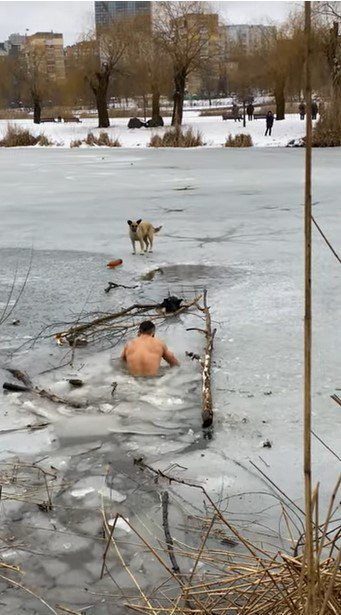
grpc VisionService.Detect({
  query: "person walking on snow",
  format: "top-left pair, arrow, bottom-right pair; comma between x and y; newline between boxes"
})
232,102 -> 241,122
311,100 -> 318,120
265,110 -> 274,136
247,102 -> 254,120
299,101 -> 306,120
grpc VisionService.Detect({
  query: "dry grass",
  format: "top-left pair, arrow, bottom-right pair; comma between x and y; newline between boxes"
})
149,126 -> 203,148
70,139 -> 83,148
103,463 -> 341,615
0,124 -> 52,147
225,133 -> 253,147
38,134 -> 53,146
82,131 -> 121,147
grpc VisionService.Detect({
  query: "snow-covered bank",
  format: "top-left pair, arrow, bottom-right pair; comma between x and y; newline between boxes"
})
0,111 -> 309,148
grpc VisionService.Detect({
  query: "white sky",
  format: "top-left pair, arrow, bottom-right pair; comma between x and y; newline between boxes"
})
0,1 -> 300,46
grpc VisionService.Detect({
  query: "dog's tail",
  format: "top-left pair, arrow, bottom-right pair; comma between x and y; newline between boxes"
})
153,225 -> 162,233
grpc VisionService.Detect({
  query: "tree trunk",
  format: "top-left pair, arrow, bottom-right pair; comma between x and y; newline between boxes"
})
96,90 -> 110,128
328,22 -> 341,101
243,100 -> 246,128
171,70 -> 186,127
93,70 -> 110,128
274,80 -> 285,120
33,98 -> 41,124
151,83 -> 160,120
142,94 -> 147,122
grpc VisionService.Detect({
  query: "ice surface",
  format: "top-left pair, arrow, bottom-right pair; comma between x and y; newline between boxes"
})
0,146 -> 340,613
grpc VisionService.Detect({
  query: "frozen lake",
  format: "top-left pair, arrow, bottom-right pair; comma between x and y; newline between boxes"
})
0,148 -> 340,613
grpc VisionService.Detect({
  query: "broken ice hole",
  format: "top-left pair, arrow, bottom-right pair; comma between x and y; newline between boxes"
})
141,264 -> 246,288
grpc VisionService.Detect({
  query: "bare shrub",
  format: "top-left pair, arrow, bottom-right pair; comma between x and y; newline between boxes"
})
0,124 -> 40,147
38,134 -> 53,146
96,131 -> 121,147
84,132 -> 96,146
83,131 -> 121,147
313,103 -> 341,147
149,126 -> 203,147
70,139 -> 83,148
149,134 -> 163,148
225,133 -> 253,147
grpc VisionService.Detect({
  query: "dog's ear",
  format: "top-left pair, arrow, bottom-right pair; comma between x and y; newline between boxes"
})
127,220 -> 132,226
136,219 -> 142,225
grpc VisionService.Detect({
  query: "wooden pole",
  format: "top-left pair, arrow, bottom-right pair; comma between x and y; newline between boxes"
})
201,291 -> 216,428
304,2 -> 315,614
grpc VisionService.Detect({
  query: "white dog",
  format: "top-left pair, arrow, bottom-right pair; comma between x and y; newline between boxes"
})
127,219 -> 162,254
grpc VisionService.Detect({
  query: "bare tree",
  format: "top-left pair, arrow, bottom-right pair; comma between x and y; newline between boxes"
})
313,4 -> 341,99
82,20 -> 129,128
155,1 -> 216,126
251,23 -> 305,120
128,25 -> 172,122
21,45 -> 50,123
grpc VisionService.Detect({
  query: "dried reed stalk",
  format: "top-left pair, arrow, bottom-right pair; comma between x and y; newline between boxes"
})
304,3 -> 315,613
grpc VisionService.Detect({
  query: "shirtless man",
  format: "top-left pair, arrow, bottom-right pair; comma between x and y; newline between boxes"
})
121,320 -> 179,377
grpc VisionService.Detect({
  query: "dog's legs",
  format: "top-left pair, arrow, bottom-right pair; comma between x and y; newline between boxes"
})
131,238 -> 136,255
143,236 -> 150,253
148,235 -> 153,252
139,237 -> 145,254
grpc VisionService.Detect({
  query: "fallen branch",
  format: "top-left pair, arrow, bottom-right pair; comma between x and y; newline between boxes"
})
104,282 -> 138,293
4,368 -> 85,409
54,295 -> 202,347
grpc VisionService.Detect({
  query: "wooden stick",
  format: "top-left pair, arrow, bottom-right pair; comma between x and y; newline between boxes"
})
161,491 -> 181,574
330,394 -> 341,407
304,3 -> 315,614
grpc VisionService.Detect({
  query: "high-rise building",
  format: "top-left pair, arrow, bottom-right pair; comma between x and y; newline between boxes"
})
94,1 -> 152,30
0,33 -> 26,58
219,24 -> 276,55
25,32 -> 66,81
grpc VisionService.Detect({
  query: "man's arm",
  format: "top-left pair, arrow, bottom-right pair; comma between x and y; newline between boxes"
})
162,343 -> 180,367
120,345 -> 127,362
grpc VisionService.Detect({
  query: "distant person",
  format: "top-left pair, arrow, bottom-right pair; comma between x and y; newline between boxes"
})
265,110 -> 274,136
311,100 -> 318,120
299,101 -> 306,120
247,102 -> 254,121
121,320 -> 179,377
232,102 -> 241,122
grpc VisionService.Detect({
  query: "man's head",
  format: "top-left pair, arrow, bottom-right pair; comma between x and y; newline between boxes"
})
138,320 -> 155,337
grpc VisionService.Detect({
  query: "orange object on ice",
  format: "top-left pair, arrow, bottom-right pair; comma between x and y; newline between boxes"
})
106,258 -> 123,269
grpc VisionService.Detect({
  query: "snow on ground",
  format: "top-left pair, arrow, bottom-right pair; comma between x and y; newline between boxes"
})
0,110 -> 308,148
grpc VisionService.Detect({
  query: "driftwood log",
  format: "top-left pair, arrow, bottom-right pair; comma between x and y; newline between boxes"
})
187,290 -> 216,428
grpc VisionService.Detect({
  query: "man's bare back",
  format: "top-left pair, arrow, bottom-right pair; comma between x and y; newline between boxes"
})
121,321 -> 179,377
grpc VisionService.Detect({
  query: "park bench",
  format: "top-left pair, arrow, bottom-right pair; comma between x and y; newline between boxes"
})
253,113 -> 268,120
222,111 -> 242,121
63,116 -> 81,123
40,117 -> 57,123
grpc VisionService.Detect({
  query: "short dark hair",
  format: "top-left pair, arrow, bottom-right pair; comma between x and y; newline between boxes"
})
138,320 -> 155,335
